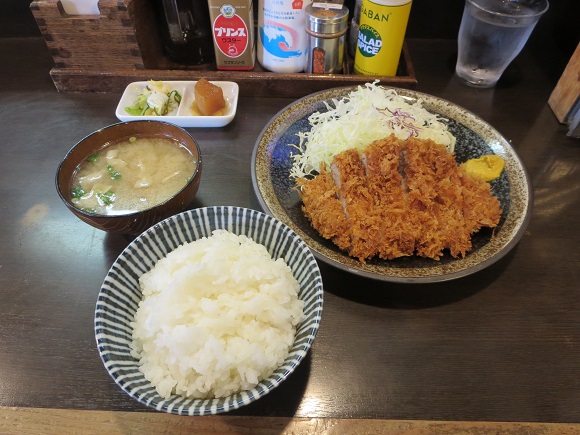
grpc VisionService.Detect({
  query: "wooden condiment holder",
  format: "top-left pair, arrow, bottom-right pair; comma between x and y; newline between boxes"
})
30,0 -> 163,70
30,0 -> 418,96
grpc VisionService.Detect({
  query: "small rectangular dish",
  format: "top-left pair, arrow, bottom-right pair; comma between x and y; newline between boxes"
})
115,80 -> 239,128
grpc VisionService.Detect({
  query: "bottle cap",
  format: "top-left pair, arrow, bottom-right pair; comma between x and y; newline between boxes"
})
306,4 -> 349,35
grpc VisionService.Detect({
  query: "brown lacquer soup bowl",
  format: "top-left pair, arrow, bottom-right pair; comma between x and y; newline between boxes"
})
56,120 -> 202,235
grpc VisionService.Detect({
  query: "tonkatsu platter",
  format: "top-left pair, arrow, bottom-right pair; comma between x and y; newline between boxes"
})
252,83 -> 533,283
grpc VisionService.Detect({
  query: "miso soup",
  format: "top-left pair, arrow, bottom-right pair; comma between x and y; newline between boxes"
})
70,136 -> 196,215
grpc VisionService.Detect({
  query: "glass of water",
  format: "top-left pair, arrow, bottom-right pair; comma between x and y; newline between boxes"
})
455,0 -> 549,88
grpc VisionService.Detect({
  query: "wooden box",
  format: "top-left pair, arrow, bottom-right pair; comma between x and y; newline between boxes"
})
30,0 -> 164,70
30,0 -> 417,97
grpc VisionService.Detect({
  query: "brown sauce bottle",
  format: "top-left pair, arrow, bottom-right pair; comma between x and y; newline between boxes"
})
152,0 -> 216,65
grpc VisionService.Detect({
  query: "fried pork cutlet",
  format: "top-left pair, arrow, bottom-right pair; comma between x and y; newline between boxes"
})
297,135 -> 502,262
296,165 -> 351,251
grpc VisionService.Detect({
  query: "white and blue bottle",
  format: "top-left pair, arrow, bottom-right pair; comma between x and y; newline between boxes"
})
257,0 -> 313,73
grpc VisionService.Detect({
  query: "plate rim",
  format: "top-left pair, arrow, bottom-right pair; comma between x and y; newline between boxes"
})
251,84 -> 534,283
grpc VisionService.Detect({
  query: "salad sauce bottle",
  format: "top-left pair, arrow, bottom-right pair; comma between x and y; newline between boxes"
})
353,0 -> 412,76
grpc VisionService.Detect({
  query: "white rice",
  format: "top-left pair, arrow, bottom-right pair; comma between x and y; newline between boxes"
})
130,229 -> 305,400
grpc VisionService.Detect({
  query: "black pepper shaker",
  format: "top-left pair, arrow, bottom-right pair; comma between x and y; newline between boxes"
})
305,3 -> 349,74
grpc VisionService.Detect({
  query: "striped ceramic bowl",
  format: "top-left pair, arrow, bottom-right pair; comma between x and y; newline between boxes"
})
94,206 -> 323,415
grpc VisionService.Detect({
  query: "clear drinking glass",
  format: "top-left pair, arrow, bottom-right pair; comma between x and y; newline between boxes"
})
455,0 -> 549,88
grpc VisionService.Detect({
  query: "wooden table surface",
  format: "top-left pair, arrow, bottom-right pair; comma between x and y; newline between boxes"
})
1,37 -> 579,434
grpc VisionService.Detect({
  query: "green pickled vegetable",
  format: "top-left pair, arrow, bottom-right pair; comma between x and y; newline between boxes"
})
124,80 -> 182,117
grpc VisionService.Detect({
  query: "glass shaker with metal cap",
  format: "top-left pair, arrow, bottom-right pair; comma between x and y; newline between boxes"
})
305,3 -> 349,74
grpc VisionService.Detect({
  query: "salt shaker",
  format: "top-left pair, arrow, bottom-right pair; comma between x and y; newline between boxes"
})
305,3 -> 349,74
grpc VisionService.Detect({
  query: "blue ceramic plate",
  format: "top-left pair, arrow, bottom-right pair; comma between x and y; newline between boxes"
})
94,206 -> 323,415
251,86 -> 533,283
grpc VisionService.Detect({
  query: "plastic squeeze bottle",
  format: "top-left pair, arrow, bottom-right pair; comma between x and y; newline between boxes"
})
257,0 -> 313,73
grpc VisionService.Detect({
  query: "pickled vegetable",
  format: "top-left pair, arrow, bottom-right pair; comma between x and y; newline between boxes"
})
125,80 -> 181,116
194,78 -> 226,116
462,155 -> 505,182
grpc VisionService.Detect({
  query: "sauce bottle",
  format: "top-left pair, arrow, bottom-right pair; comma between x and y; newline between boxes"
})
207,0 -> 256,70
353,0 -> 412,76
257,0 -> 313,73
152,0 -> 215,65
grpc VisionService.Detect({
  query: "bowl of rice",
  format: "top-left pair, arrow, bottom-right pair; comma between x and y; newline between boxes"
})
94,206 -> 323,415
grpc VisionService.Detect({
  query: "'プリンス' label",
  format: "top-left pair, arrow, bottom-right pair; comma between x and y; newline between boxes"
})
213,4 -> 249,58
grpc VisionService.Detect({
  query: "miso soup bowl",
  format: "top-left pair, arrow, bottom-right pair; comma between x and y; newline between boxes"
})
56,120 -> 202,235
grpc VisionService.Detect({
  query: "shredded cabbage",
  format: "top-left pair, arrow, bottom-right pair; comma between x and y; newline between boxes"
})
289,82 -> 456,179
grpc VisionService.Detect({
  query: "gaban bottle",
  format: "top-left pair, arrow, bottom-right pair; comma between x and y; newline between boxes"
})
257,0 -> 313,73
354,0 -> 412,76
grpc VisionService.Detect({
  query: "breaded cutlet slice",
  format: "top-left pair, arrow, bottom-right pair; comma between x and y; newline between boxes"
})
331,148 -> 377,261
363,136 -> 416,259
459,164 -> 502,234
404,137 -> 472,259
296,166 -> 351,251
404,139 -> 448,259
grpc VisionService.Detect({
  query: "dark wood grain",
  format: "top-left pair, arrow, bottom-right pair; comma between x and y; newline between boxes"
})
0,36 -> 579,428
